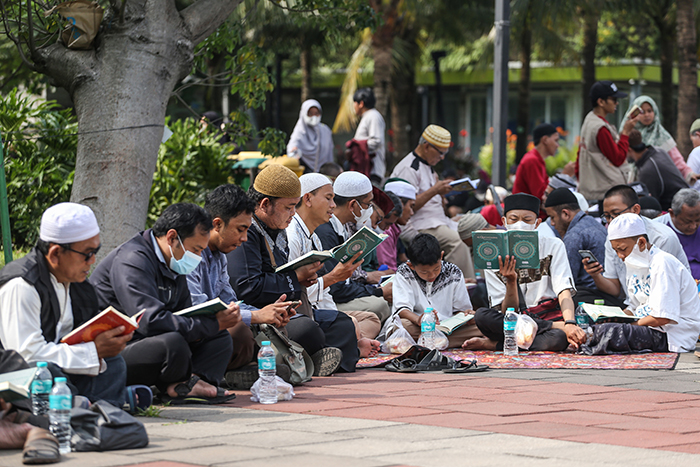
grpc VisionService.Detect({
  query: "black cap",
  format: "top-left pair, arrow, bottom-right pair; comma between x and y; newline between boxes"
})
638,195 -> 662,213
533,123 -> 557,145
629,181 -> 649,197
544,187 -> 579,208
590,80 -> 628,103
504,193 -> 540,215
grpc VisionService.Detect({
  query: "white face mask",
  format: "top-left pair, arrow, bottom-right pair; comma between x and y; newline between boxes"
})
354,203 -> 373,228
303,115 -> 321,127
624,241 -> 650,270
505,221 -> 536,231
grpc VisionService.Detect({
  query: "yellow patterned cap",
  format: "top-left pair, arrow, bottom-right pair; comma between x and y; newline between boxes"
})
422,125 -> 451,149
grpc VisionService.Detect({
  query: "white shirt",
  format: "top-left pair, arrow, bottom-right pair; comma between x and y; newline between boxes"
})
485,235 -> 575,308
687,146 -> 700,191
624,246 -> 700,352
603,216 -> 690,303
286,213 -> 336,310
392,261 -> 472,322
0,275 -> 101,375
355,108 -> 386,180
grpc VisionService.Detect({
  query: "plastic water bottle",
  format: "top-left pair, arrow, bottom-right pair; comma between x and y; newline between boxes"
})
575,302 -> 590,330
503,308 -> 518,356
418,308 -> 437,349
257,341 -> 277,405
31,362 -> 52,416
49,377 -> 72,454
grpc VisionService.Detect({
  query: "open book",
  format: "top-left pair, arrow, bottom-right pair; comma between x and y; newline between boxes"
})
0,367 -> 38,402
449,177 -> 479,193
581,303 -> 638,323
276,226 -> 388,273
61,306 -> 138,345
174,298 -> 233,317
473,230 -> 539,269
436,313 -> 474,335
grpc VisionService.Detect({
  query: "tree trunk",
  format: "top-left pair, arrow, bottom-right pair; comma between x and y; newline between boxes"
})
515,11 -> 531,164
658,22 -> 675,136
580,6 -> 598,118
32,0 -> 244,259
300,43 -> 312,103
676,0 -> 698,157
370,0 -> 399,118
390,35 -> 419,162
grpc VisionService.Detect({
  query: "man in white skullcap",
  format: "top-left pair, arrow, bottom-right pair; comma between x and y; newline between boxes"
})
286,174 -> 382,357
0,203 -> 134,409
377,179 -> 417,270
314,171 -> 393,323
585,213 -> 700,353
390,125 -> 475,279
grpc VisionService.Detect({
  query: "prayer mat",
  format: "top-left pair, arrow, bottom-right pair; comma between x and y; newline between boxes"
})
357,350 -> 679,370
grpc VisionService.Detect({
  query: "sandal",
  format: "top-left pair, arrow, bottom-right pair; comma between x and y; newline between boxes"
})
124,385 -> 153,414
22,427 -> 60,465
162,375 -> 236,405
385,358 -> 419,373
442,359 -> 490,373
413,349 -> 454,372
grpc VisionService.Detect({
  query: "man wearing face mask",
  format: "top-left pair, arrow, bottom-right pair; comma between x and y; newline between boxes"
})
464,193 -> 585,352
91,203 -> 237,403
287,99 -> 334,173
580,213 -> 700,354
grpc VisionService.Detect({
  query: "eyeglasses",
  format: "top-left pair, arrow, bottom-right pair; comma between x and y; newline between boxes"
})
601,205 -> 633,222
371,203 -> 384,224
62,244 -> 101,262
354,198 -> 372,210
428,143 -> 448,157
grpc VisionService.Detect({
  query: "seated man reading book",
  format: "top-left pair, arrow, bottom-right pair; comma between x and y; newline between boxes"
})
228,165 -> 356,374
91,203 -> 236,403
581,213 -> 700,354
187,184 -> 298,389
286,173 -> 381,356
0,203 -> 131,408
464,193 -> 585,352
392,234 -> 485,348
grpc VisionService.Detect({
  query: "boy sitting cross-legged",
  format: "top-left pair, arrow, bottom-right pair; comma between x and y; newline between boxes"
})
392,234 -> 485,348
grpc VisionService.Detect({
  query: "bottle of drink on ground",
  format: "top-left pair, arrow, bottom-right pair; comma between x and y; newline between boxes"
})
257,341 -> 277,405
418,307 -> 437,350
49,377 -> 72,454
503,308 -> 518,356
31,362 -> 52,417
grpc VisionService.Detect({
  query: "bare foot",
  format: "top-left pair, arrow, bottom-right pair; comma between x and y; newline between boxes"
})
462,337 -> 498,350
167,376 -> 233,398
0,420 -> 31,449
358,338 -> 377,358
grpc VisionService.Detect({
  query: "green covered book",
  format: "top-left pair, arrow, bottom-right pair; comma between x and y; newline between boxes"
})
0,367 -> 38,402
174,298 -> 233,317
581,303 -> 638,323
473,230 -> 539,269
276,226 -> 388,273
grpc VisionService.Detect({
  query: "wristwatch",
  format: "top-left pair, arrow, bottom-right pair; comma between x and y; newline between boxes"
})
564,320 -> 577,326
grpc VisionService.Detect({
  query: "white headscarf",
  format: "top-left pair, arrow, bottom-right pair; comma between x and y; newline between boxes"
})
286,99 -> 334,172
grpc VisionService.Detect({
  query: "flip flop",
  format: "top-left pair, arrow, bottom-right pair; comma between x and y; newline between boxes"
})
125,385 -> 153,414
385,358 -> 419,373
22,427 -> 60,465
442,359 -> 490,373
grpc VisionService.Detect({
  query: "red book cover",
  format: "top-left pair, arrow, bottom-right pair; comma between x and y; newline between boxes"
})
60,306 -> 138,345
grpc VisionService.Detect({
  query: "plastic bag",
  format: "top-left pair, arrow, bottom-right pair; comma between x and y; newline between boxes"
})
515,314 -> 538,350
250,376 -> 295,402
381,315 -> 417,354
433,329 -> 449,351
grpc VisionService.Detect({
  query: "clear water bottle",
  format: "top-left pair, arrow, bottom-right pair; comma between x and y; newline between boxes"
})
575,302 -> 590,331
418,308 -> 436,349
257,341 -> 277,405
31,362 -> 52,416
49,377 -> 72,454
503,307 -> 518,356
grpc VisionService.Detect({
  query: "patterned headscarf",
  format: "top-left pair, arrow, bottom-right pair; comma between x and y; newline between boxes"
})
623,95 -> 676,152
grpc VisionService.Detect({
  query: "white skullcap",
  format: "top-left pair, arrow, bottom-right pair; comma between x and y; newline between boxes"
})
40,202 -> 100,244
607,213 -> 647,241
384,181 -> 416,200
574,192 -> 589,212
333,171 -> 372,197
485,186 -> 508,204
300,173 -> 332,196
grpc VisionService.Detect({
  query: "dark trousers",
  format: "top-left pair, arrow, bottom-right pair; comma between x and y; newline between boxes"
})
47,356 -> 127,408
122,330 -> 233,392
0,349 -> 48,428
286,312 -> 359,373
580,323 -> 668,355
474,308 -> 569,351
227,321 -> 256,370
574,286 -> 627,308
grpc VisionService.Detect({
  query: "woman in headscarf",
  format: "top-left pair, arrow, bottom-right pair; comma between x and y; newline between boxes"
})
287,99 -> 334,173
624,96 -> 697,184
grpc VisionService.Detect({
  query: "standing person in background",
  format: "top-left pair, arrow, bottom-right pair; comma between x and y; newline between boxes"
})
623,96 -> 697,185
353,88 -> 386,185
287,99 -> 334,173
577,80 -> 638,201
685,119 -> 700,191
513,123 -> 560,203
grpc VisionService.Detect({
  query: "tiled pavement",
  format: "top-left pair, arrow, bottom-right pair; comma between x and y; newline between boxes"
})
2,351 -> 700,466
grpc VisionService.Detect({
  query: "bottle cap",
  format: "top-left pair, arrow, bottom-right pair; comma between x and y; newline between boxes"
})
37,362 -> 47,368
506,307 -> 515,311
261,341 -> 271,346
578,302 -> 584,306
54,377 -> 67,383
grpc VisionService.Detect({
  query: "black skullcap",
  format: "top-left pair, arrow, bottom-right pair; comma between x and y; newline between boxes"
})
638,195 -> 662,212
533,123 -> 557,145
544,187 -> 579,208
504,193 -> 540,215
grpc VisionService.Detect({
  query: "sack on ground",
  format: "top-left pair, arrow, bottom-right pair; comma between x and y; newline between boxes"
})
515,313 -> 538,350
71,400 -> 148,451
380,315 -> 416,354
250,376 -> 294,402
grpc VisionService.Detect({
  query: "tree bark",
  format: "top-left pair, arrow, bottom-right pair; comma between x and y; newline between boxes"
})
515,10 -> 531,164
300,43 -> 312,103
369,0 -> 399,118
657,18 -> 675,136
580,6 -> 598,119
676,0 -> 697,157
390,34 -> 419,162
32,0 -> 244,259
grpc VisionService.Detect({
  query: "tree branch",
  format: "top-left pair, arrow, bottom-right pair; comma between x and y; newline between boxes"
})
33,43 -> 98,94
180,0 -> 247,46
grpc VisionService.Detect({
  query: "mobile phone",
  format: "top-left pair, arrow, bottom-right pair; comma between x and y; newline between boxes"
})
286,300 -> 301,314
579,249 -> 599,265
629,105 -> 641,119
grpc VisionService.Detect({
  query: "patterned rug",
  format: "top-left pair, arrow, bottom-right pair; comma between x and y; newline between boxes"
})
357,350 -> 679,370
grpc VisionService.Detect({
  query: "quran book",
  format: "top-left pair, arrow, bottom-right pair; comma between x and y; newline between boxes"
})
274,251 -> 334,274
61,306 -> 138,345
0,368 -> 38,402
379,275 -> 394,287
581,303 -> 638,323
449,177 -> 479,192
472,230 -> 539,270
174,298 -> 228,317
436,313 -> 474,335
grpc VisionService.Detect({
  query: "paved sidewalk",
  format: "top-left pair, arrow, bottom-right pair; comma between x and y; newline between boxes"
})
1,351 -> 700,466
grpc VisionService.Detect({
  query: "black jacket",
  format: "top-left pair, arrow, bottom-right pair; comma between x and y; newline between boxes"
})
635,146 -> 689,211
0,247 -> 97,344
90,230 -> 219,343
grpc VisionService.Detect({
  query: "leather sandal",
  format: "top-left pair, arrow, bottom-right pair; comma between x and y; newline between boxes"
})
162,375 -> 236,405
22,427 -> 60,465
442,359 -> 490,373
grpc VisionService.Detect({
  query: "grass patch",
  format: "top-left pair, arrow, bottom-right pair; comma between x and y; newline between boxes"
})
136,405 -> 164,418
0,248 -> 29,268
